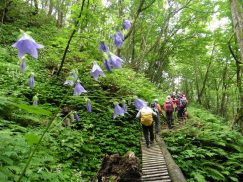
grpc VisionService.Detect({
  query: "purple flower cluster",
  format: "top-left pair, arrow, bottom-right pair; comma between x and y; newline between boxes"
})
91,62 -> 104,81
86,99 -> 92,112
113,20 -> 131,48
33,95 -> 38,106
113,103 -> 125,119
12,33 -> 44,59
20,59 -> 26,73
64,70 -> 79,86
73,80 -> 87,96
99,41 -> 109,52
134,98 -> 147,110
114,28 -> 124,48
109,53 -> 123,69
122,20 -> 132,30
12,32 -> 44,90
29,74 -> 35,89
99,42 -> 124,72
74,112 -> 80,122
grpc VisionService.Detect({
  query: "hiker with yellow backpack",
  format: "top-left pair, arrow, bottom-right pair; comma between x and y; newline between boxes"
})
136,104 -> 157,148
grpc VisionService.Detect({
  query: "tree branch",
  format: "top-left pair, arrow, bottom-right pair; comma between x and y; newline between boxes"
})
227,33 -> 243,64
56,0 -> 86,76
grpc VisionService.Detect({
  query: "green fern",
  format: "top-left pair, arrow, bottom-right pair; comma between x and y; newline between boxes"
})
204,167 -> 225,181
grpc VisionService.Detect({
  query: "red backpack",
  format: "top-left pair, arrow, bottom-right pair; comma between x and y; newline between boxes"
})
164,101 -> 173,112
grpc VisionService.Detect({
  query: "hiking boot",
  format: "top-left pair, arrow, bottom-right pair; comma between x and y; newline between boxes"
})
146,143 -> 150,148
150,141 -> 154,145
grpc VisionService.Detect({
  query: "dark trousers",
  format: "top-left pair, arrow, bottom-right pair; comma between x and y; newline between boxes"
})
142,124 -> 154,145
166,111 -> 173,129
153,115 -> 161,134
177,107 -> 185,120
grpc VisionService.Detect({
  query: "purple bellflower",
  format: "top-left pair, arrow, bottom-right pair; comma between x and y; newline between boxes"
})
20,59 -> 26,72
70,72 -> 78,79
116,28 -> 124,40
73,80 -> 87,96
86,99 -> 92,112
64,72 -> 78,86
109,53 -> 123,69
114,34 -> 123,48
33,95 -> 38,106
114,28 -> 124,48
113,103 -> 125,119
64,80 -> 74,86
99,41 -> 109,52
12,33 -> 44,59
29,74 -> 35,89
91,62 -> 104,81
122,20 -> 132,30
74,112 -> 80,122
135,98 -> 147,110
104,59 -> 112,72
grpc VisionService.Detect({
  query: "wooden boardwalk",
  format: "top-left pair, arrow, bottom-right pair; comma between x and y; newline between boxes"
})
141,140 -> 171,182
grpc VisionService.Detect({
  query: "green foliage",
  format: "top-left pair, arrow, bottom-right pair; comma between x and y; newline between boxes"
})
163,107 -> 243,181
0,0 -> 242,181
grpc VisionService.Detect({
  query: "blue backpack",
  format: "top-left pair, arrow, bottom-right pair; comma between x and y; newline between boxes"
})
180,98 -> 187,107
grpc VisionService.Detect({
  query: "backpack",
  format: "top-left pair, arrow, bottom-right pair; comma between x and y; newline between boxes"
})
164,102 -> 173,112
152,103 -> 159,114
140,111 -> 153,126
180,98 -> 187,107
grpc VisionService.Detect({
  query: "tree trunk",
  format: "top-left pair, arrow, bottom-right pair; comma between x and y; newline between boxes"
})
48,0 -> 53,15
56,0 -> 86,76
230,0 -> 243,132
198,43 -> 215,103
33,0 -> 38,14
220,63 -> 228,117
1,0 -> 12,24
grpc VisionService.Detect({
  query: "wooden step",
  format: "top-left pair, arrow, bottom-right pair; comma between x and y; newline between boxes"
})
142,166 -> 168,171
142,174 -> 171,181
142,168 -> 168,173
141,140 -> 171,182
143,170 -> 169,176
142,179 -> 171,182
142,159 -> 166,164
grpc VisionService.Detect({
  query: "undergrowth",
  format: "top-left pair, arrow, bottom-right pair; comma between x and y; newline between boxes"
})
163,107 -> 243,182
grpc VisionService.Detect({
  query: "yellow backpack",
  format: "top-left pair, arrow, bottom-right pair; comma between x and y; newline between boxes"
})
140,111 -> 153,126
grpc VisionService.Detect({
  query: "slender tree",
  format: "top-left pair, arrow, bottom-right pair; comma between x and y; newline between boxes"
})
230,0 -> 243,132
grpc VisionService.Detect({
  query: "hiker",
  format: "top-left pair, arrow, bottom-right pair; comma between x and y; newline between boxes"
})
151,99 -> 162,134
177,94 -> 187,122
181,94 -> 188,121
136,104 -> 157,148
163,96 -> 174,129
171,95 -> 178,120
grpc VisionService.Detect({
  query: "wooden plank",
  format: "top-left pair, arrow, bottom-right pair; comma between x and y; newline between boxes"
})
142,175 -> 171,181
142,174 -> 171,179
142,168 -> 169,173
142,178 -> 171,182
143,171 -> 169,176
141,140 -> 172,182
142,166 -> 168,170
143,160 -> 166,164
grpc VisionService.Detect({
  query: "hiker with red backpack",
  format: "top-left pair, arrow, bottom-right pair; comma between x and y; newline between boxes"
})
136,104 -> 157,148
163,96 -> 174,129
